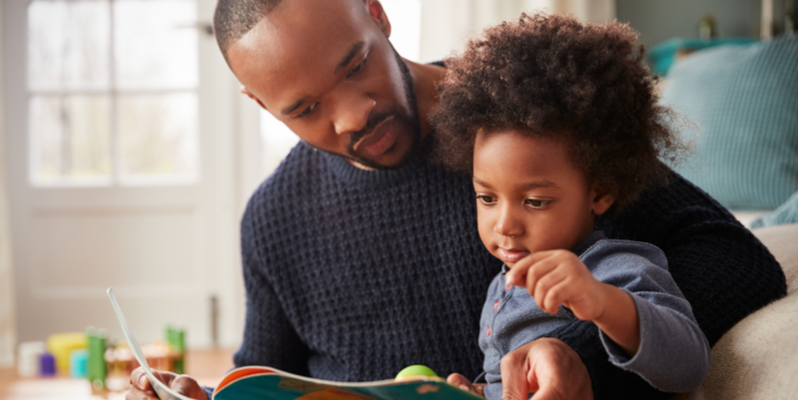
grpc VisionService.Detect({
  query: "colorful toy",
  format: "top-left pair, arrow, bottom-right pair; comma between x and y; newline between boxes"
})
46,332 -> 87,374
39,352 -> 56,376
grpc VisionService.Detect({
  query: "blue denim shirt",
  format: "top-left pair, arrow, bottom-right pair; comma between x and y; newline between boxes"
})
479,231 -> 710,400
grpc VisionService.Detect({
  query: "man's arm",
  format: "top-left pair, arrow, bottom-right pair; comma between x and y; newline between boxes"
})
234,199 -> 311,373
125,201 -> 310,400
599,170 -> 786,345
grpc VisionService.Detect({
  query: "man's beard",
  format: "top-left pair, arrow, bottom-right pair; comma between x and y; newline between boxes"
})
312,45 -> 422,170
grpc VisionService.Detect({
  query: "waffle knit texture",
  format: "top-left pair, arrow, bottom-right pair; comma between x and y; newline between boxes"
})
223,138 -> 786,400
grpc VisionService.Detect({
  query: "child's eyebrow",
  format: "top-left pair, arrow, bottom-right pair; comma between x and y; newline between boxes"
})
523,180 -> 558,189
472,177 -> 558,190
472,176 -> 492,188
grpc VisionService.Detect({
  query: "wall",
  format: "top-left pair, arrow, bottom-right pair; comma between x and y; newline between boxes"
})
0,0 -> 18,368
419,0 -> 615,63
616,0 -> 792,48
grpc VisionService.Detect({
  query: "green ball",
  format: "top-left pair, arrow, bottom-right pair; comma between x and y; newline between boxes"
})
395,365 -> 439,380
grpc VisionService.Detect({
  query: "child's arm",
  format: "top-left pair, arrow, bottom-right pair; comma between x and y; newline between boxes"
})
504,249 -> 641,355
506,245 -> 711,393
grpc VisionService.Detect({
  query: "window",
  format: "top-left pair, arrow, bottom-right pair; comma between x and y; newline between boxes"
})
27,0 -> 199,186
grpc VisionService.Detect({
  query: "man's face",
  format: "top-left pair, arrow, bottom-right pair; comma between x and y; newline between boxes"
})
227,0 -> 420,169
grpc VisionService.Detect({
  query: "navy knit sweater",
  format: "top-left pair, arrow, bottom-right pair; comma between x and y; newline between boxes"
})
230,139 -> 785,399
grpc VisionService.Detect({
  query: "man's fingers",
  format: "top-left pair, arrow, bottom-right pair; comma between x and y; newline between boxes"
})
530,382 -> 566,400
500,352 -> 530,400
130,367 -> 151,390
172,375 -> 208,400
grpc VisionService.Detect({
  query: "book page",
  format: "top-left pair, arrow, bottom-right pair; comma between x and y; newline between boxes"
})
107,287 -> 194,400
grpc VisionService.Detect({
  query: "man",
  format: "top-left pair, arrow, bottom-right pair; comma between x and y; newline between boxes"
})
127,1 -> 786,399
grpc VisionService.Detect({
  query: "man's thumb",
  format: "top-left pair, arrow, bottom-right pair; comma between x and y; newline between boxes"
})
500,355 -> 533,400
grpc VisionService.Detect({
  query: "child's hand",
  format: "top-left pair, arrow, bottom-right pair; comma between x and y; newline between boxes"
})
446,373 -> 485,398
505,250 -> 607,321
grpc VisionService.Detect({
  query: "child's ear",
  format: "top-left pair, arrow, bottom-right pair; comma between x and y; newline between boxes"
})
590,183 -> 617,216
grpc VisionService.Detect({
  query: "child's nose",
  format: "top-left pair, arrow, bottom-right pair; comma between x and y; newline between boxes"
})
493,205 -> 524,237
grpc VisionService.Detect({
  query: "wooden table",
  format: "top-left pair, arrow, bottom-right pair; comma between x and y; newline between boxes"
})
0,348 -> 235,400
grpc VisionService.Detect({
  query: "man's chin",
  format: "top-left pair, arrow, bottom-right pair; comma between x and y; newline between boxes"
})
347,149 -> 413,170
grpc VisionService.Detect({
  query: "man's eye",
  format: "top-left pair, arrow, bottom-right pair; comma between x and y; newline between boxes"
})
296,103 -> 318,118
525,199 -> 550,208
476,195 -> 496,205
347,58 -> 367,78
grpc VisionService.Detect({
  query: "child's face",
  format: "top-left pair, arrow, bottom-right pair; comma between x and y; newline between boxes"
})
473,129 -> 614,267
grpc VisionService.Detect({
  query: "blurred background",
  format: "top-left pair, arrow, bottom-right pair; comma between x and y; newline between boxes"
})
0,0 -> 795,393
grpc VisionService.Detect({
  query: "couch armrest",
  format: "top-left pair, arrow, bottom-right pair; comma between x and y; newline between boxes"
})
673,224 -> 798,400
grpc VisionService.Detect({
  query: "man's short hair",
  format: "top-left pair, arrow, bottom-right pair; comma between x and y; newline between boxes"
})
213,0 -> 284,62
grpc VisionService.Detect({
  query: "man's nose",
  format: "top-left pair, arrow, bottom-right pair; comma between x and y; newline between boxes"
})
493,204 -> 524,237
331,88 -> 375,135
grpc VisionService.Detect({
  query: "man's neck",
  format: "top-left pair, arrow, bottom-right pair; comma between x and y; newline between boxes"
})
405,59 -> 446,139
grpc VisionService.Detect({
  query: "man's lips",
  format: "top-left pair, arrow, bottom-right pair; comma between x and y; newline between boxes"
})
352,116 -> 397,156
497,248 -> 531,264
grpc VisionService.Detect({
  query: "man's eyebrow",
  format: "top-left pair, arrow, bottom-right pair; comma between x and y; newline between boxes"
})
335,41 -> 365,73
280,41 -> 365,116
281,96 -> 310,116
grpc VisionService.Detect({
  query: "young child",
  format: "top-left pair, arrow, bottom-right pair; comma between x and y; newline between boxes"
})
431,13 -> 710,399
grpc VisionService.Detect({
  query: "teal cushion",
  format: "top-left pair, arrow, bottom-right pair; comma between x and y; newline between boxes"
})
751,192 -> 798,229
661,35 -> 798,210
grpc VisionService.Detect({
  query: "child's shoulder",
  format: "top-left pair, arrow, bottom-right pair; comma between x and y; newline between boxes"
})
580,238 -> 669,272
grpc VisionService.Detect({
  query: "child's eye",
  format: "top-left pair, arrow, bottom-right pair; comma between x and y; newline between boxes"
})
476,195 -> 496,205
347,57 -> 367,78
525,199 -> 550,208
295,103 -> 318,119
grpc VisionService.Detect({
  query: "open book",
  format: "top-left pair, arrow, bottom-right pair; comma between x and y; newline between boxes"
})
106,288 -> 483,400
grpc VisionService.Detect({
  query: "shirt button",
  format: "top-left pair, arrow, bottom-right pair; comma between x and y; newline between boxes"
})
504,283 -> 511,290
486,326 -> 492,337
493,301 -> 501,311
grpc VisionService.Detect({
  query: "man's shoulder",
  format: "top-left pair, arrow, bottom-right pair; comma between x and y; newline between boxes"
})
246,142 -> 329,215
255,142 -> 326,195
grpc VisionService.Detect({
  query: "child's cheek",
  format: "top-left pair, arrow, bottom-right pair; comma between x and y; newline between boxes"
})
475,207 -> 496,254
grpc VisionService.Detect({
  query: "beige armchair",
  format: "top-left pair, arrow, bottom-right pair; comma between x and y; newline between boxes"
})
675,223 -> 798,400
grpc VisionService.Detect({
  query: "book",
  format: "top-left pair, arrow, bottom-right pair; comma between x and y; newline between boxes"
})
106,288 -> 483,400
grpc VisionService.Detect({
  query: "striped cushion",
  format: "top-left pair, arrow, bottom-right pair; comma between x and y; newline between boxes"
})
661,35 -> 797,210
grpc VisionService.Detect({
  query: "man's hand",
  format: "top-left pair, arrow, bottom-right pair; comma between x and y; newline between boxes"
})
446,373 -> 486,398
500,337 -> 592,400
127,367 -> 208,400
505,250 -> 606,321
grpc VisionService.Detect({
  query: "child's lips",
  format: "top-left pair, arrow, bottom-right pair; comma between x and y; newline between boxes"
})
497,248 -> 530,264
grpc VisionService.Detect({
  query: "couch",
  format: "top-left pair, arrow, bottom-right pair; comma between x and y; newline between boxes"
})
674,222 -> 798,400
655,34 -> 798,400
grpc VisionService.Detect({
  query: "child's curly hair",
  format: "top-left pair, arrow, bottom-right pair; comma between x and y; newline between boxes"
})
431,12 -> 687,213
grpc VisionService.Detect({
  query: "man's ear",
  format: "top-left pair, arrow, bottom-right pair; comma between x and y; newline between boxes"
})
240,86 -> 268,111
365,0 -> 391,38
590,183 -> 617,216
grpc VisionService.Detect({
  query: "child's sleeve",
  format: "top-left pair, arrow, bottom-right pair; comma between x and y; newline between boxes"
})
587,240 -> 711,393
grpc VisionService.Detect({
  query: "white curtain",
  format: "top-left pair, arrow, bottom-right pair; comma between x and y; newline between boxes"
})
0,1 -> 18,368
419,0 -> 615,62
